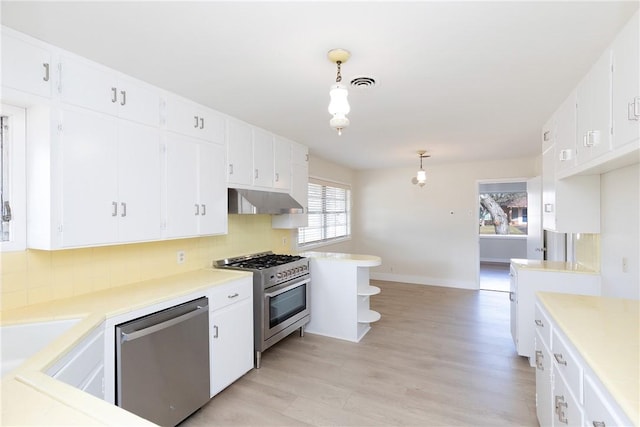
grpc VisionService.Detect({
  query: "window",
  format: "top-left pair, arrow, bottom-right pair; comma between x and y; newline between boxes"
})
298,178 -> 351,247
1,104 -> 27,251
479,191 -> 528,235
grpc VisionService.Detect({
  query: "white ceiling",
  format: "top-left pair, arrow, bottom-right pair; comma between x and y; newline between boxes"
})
1,1 -> 638,170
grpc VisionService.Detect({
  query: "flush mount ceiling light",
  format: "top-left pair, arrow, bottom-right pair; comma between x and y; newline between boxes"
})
327,48 -> 351,136
411,150 -> 431,187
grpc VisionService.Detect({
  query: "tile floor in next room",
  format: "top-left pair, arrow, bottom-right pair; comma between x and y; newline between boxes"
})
183,280 -> 537,427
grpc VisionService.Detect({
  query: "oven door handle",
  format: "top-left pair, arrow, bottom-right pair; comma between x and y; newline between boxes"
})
264,278 -> 311,298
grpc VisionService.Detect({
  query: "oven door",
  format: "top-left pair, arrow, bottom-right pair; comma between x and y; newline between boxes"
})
263,277 -> 310,341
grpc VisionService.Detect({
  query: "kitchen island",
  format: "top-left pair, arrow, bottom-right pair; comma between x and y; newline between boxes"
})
301,251 -> 382,342
0,268 -> 252,426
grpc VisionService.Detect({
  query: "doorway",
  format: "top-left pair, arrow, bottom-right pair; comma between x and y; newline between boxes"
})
477,178 -> 540,291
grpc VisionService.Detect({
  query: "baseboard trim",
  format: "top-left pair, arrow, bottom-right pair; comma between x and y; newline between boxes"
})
370,272 -> 477,290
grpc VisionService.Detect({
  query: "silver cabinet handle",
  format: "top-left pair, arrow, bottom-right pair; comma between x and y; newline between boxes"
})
535,319 -> 543,327
629,97 -> 640,121
584,130 -> 600,147
121,305 -> 208,343
558,149 -> 572,161
535,350 -> 544,370
201,204 -> 206,216
111,87 -> 118,103
195,203 -> 200,215
229,164 -> 234,175
544,203 -> 554,213
593,421 -> 606,427
305,153 -> 309,162
120,90 -> 126,106
543,130 -> 551,141
553,353 -> 567,366
213,325 -> 219,339
228,293 -> 239,299
112,201 -> 118,216
509,292 -> 515,302
120,202 -> 127,217
275,172 -> 279,182
555,395 -> 568,424
255,169 -> 259,179
43,63 -> 50,81
199,117 -> 204,129
194,116 -> 199,128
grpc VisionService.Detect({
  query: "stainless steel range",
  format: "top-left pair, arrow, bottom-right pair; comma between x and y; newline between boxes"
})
215,252 -> 310,368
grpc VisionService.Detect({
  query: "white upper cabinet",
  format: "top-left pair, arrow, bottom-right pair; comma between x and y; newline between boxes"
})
554,90 -> 577,175
611,11 -> 639,149
27,105 -> 162,249
576,48 -> 612,165
164,133 -> 226,239
163,94 -> 225,143
59,54 -> 160,127
252,128 -> 274,189
227,119 -> 253,186
1,30 -> 53,99
273,136 -> 292,191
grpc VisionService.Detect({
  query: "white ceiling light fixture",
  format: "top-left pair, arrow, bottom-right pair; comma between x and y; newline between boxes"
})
411,150 -> 431,187
327,48 -> 351,136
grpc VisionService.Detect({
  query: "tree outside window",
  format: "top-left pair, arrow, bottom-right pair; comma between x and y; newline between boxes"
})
479,192 -> 528,235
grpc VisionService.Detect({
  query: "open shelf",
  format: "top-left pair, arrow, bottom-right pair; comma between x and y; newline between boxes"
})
357,309 -> 381,324
357,285 -> 381,296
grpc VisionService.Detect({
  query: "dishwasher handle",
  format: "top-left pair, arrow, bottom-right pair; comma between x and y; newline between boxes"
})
120,305 -> 208,343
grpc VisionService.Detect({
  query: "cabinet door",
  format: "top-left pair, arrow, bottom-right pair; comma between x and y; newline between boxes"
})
164,133 -> 199,238
252,128 -> 274,188
1,32 -> 53,98
576,50 -> 612,164
227,119 -> 253,186
611,11 -> 640,149
534,334 -> 553,427
164,95 -> 224,142
210,297 -> 253,396
541,146 -> 556,231
198,143 -> 227,235
117,121 -> 162,242
116,75 -> 160,127
60,108 -> 118,247
554,90 -> 577,174
60,55 -> 118,116
273,137 -> 291,190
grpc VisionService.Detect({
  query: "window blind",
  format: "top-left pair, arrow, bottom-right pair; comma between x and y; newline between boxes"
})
298,178 -> 351,246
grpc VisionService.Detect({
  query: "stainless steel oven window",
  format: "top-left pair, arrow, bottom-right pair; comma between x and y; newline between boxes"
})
269,283 -> 307,328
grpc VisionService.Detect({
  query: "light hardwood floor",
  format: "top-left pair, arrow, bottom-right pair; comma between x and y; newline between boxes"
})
183,280 -> 538,427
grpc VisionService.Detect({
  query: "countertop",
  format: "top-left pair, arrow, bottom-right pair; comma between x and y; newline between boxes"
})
537,292 -> 639,425
0,268 -> 252,426
511,258 -> 599,274
300,251 -> 382,267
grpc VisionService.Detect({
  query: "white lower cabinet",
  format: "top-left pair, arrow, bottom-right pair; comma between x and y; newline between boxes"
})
208,277 -> 254,397
47,323 -> 105,400
535,300 -> 633,427
510,262 -> 600,365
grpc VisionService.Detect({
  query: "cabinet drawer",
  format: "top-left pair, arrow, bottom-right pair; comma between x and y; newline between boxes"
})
553,365 -> 583,427
209,279 -> 252,311
584,373 -> 631,427
552,328 -> 583,402
534,302 -> 552,350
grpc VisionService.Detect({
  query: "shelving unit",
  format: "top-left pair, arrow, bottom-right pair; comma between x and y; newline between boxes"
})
302,252 -> 382,342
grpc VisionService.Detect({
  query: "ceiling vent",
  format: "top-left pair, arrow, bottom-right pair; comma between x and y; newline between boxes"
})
350,76 -> 376,89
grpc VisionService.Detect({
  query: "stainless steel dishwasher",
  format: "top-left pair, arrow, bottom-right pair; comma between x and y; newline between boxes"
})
115,297 -> 210,427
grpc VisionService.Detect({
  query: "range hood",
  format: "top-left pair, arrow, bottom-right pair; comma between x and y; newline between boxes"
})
228,188 -> 304,215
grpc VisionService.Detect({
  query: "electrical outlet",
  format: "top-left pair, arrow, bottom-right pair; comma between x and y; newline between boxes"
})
177,250 -> 185,264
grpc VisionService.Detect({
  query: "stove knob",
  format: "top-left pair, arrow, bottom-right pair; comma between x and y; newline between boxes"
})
276,272 -> 282,279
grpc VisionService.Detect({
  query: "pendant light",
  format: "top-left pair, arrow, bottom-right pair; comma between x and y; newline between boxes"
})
327,48 -> 351,136
411,150 -> 430,187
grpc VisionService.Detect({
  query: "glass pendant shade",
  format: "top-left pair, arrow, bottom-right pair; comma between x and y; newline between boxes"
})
416,169 -> 427,186
328,84 -> 350,115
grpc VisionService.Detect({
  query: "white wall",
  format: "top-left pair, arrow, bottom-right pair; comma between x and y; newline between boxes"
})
600,163 -> 639,299
479,236 -> 527,263
353,157 -> 537,289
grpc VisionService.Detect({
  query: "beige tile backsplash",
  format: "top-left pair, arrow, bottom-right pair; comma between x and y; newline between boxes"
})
573,233 -> 601,272
1,215 -> 292,311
